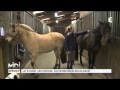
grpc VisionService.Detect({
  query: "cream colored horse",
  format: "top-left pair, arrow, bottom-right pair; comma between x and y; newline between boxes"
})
5,23 -> 67,69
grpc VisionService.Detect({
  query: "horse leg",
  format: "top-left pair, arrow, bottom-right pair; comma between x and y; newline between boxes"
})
31,53 -> 37,76
53,49 -> 59,69
88,51 -> 92,69
80,48 -> 84,67
53,48 -> 62,69
57,48 -> 62,69
88,53 -> 97,76
91,51 -> 98,69
88,51 -> 92,76
31,55 -> 37,69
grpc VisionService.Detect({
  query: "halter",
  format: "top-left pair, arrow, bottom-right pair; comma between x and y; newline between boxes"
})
7,24 -> 20,40
100,22 -> 110,38
101,30 -> 106,36
100,24 -> 108,37
7,32 -> 19,38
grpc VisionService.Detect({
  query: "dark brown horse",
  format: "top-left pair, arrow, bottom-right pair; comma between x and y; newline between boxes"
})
75,21 -> 112,70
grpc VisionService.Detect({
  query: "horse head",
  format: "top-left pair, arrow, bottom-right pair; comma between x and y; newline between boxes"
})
98,21 -> 112,43
5,23 -> 20,42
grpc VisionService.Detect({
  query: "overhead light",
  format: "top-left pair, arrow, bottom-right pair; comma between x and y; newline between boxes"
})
57,14 -> 65,17
55,13 -> 58,17
55,11 -> 63,17
33,11 -> 44,15
71,20 -> 77,24
56,20 -> 59,23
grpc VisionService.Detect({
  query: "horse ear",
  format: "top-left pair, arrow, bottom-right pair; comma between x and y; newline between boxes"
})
98,21 -> 103,25
16,24 -> 20,30
10,23 -> 15,29
12,24 -> 15,29
10,23 -> 13,26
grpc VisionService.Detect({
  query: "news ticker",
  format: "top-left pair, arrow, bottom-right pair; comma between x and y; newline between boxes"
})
8,69 -> 112,73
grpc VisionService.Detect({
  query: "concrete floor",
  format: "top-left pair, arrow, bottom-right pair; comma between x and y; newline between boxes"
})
19,51 -> 107,79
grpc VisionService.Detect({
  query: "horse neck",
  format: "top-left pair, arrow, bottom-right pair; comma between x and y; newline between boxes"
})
19,28 -> 33,45
92,25 -> 102,42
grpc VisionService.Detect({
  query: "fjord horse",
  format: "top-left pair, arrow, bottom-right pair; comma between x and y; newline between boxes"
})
5,23 -> 67,69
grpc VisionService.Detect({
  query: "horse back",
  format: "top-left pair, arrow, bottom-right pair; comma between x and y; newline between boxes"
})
43,32 -> 65,47
77,33 -> 95,50
48,32 -> 64,40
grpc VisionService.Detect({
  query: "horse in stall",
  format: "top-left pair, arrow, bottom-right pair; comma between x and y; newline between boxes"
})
5,23 -> 67,70
75,21 -> 112,72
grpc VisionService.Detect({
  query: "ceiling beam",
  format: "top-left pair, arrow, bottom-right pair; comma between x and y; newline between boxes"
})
36,11 -> 77,20
48,19 -> 72,27
31,11 -> 80,25
46,14 -> 79,24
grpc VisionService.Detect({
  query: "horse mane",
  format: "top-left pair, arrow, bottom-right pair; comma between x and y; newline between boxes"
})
18,24 -> 34,32
92,21 -> 110,34
92,24 -> 101,33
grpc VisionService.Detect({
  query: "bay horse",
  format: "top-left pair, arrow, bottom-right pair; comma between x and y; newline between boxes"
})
75,21 -> 111,71
5,23 -> 67,69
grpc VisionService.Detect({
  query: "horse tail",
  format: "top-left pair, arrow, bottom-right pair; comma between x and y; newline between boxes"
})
75,41 -> 78,61
61,44 -> 67,64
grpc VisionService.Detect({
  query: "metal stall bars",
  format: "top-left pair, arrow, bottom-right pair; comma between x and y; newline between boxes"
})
107,11 -> 120,78
34,18 -> 42,33
0,11 -> 11,78
43,23 -> 48,34
24,12 -> 34,31
93,11 -> 120,78
111,11 -> 120,38
76,19 -> 81,32
82,11 -> 93,31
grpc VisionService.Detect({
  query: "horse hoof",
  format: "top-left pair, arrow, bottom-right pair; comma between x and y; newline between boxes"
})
88,73 -> 92,76
70,65 -> 73,69
67,66 -> 69,69
31,73 -> 35,76
34,74 -> 39,78
72,61 -> 75,65
58,67 -> 60,69
53,67 -> 57,69
81,64 -> 84,67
